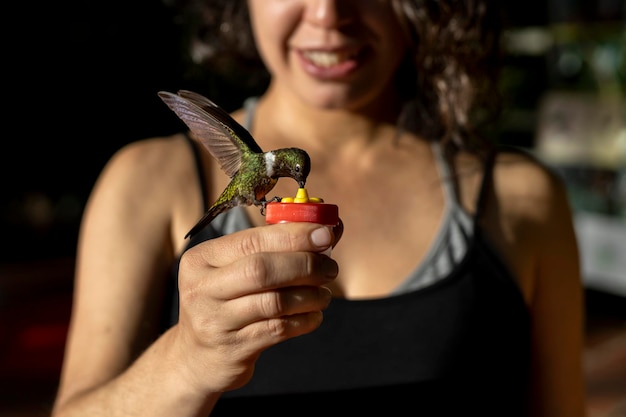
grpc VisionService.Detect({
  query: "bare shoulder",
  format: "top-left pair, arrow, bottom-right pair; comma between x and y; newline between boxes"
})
491,148 -> 572,223
103,133 -> 193,183
489,146 -> 577,251
84,132 -> 202,251
480,147 -> 580,304
95,133 -> 200,203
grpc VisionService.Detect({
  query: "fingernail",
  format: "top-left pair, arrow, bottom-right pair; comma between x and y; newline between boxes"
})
310,227 -> 332,249
320,286 -> 333,306
322,257 -> 339,278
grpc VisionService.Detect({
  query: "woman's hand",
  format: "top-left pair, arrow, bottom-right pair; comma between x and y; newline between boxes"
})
172,222 -> 339,394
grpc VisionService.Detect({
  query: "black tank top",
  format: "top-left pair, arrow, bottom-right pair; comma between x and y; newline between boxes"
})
163,131 -> 531,416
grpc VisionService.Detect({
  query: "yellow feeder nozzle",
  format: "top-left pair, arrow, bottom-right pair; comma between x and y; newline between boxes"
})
281,187 -> 324,203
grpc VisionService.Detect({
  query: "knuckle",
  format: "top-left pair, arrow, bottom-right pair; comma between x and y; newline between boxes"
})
241,254 -> 269,289
178,248 -> 201,278
258,291 -> 284,317
265,317 -> 289,338
285,230 -> 302,251
237,232 -> 263,256
303,252 -> 316,275
178,280 -> 200,304
266,223 -> 309,252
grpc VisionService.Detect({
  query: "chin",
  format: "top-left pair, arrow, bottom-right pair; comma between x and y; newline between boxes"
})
298,85 -> 379,112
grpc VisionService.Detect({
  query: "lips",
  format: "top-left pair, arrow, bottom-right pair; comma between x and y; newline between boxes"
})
300,49 -> 359,68
296,47 -> 364,79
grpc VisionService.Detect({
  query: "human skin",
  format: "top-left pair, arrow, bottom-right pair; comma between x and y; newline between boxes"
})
52,1 -> 586,416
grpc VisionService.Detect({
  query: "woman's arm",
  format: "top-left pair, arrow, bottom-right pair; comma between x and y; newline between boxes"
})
489,151 -> 586,417
52,138 -> 338,416
524,165 -> 586,417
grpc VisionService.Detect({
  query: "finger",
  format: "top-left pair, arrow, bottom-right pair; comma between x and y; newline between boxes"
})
201,251 -> 338,299
234,311 -> 326,355
226,285 -> 333,330
188,223 -> 333,268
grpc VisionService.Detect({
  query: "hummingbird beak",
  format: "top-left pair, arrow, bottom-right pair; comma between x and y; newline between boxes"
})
298,180 -> 305,188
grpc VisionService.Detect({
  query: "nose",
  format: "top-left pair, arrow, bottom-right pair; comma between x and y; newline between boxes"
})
304,0 -> 354,29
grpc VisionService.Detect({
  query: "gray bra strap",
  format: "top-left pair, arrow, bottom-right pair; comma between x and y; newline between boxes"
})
391,142 -> 474,295
431,141 -> 459,210
243,97 -> 259,132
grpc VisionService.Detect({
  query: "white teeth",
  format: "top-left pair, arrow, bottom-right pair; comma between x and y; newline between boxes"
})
302,50 -> 353,67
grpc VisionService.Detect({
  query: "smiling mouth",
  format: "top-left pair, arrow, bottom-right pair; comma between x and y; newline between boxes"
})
300,49 -> 360,68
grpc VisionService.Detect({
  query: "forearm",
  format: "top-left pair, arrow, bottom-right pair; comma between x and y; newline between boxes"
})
52,327 -> 221,417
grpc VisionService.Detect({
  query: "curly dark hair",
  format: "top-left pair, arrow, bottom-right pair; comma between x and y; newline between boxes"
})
170,0 -> 503,154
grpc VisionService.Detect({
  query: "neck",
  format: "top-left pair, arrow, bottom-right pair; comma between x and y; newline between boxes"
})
256,83 -> 404,152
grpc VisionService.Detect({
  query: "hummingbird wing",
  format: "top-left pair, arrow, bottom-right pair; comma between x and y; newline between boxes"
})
158,90 -> 263,178
176,90 -> 263,155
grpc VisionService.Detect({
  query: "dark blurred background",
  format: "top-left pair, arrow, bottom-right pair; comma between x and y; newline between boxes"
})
1,0 -> 624,415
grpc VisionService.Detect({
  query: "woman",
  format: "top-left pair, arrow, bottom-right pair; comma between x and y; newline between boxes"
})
52,1 -> 585,416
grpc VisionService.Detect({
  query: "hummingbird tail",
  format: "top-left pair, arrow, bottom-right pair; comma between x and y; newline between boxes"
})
185,206 -> 222,239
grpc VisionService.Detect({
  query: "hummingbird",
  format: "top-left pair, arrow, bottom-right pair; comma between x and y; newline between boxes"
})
158,90 -> 311,239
